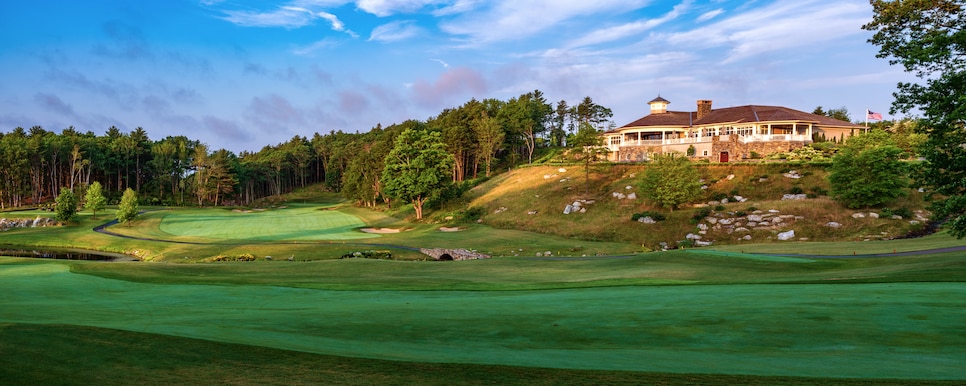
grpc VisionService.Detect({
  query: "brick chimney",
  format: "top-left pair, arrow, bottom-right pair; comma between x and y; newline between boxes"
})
697,100 -> 712,120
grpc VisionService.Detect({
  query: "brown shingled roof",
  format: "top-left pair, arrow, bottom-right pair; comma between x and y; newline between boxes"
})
613,104 -> 864,133
692,105 -> 862,127
612,111 -> 693,132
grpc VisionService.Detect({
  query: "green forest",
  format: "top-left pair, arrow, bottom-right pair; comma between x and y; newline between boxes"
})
0,91 -> 614,210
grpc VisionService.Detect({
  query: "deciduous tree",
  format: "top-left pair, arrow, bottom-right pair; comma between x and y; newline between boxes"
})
863,0 -> 966,235
828,130 -> 908,208
84,181 -> 106,219
54,187 -> 77,222
116,188 -> 139,225
381,129 -> 454,220
639,153 -> 702,211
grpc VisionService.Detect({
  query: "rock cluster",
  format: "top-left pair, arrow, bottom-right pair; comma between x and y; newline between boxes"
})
564,199 -> 595,214
695,209 -> 805,243
0,217 -> 61,231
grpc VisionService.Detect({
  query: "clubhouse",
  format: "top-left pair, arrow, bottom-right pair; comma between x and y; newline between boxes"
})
602,96 -> 864,162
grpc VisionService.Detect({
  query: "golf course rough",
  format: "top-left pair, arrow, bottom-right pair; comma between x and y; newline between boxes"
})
1,259 -> 964,380
157,204 -> 379,241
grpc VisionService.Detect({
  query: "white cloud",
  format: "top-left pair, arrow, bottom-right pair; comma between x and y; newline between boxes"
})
696,8 -> 723,22
567,0 -> 691,48
440,0 -> 650,45
217,1 -> 351,31
432,0 -> 481,16
659,0 -> 869,63
293,39 -> 341,56
355,0 -> 445,17
368,21 -> 421,43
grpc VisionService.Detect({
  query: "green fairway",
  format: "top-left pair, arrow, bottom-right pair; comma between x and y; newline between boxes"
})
1,257 -> 964,380
156,204 -> 378,241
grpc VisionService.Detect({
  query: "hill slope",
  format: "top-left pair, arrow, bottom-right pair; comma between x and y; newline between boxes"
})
465,163 -> 929,250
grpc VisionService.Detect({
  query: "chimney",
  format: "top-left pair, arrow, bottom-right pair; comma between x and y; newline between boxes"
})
697,100 -> 712,120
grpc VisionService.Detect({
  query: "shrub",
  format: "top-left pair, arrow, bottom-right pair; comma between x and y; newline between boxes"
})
710,192 -> 728,201
340,250 -> 393,260
691,207 -> 712,224
746,206 -> 758,212
631,211 -> 666,222
730,189 -> 740,196
788,186 -> 805,195
714,205 -> 726,211
810,186 -> 829,196
735,211 -> 747,217
462,206 -> 486,222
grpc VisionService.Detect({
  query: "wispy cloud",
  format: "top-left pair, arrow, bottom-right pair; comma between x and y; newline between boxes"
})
696,8 -> 724,22
659,1 -> 868,63
218,1 -> 351,32
431,58 -> 449,68
440,0 -> 650,45
293,38 -> 341,56
567,1 -> 691,49
368,21 -> 421,43
356,0 -> 445,17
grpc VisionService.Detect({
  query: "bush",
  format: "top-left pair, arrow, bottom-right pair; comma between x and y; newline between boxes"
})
881,207 -> 913,219
810,186 -> 829,196
788,186 -> 805,195
211,253 -> 257,262
340,250 -> 393,260
735,211 -> 747,217
691,207 -> 712,224
631,211 -> 666,222
746,206 -> 758,212
710,192 -> 728,201
462,206 -> 486,222
714,205 -> 726,211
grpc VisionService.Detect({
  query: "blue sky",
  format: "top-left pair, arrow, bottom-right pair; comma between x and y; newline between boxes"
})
0,0 -> 911,152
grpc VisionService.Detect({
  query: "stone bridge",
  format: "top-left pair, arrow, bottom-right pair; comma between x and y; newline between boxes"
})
419,248 -> 490,261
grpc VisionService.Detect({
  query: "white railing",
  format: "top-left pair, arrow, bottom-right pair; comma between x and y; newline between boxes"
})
615,134 -> 812,148
738,134 -> 810,144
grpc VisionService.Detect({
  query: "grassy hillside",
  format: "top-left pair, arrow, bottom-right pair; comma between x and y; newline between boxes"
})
464,163 -> 929,249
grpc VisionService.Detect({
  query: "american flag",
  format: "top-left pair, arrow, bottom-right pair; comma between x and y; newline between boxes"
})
866,109 -> 883,121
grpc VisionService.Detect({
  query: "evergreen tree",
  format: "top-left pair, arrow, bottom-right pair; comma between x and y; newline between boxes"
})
84,181 -> 107,219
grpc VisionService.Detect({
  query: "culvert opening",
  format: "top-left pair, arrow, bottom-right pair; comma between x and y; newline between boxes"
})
438,254 -> 454,261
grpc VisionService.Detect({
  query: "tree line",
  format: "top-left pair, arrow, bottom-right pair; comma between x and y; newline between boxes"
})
0,90 -> 613,210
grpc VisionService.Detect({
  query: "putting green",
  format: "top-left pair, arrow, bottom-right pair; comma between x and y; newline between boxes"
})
157,204 -> 378,241
1,259 -> 963,380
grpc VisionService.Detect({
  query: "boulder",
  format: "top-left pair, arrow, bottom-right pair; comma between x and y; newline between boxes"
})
626,193 -> 637,200
695,240 -> 714,247
625,185 -> 633,190
747,214 -> 763,222
852,213 -> 866,219
869,212 -> 880,219
697,223 -> 709,231
826,222 -> 842,228
781,194 -> 808,200
777,230 -> 796,241
910,220 -> 921,225
558,168 -> 567,173
741,235 -> 752,241
686,233 -> 701,240
726,174 -> 735,180
563,205 -> 573,215
638,216 -> 656,224
579,207 -> 587,213
706,217 -> 718,225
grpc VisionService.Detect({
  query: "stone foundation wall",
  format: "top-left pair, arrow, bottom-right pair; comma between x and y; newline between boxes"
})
711,136 -> 808,161
420,248 -> 490,261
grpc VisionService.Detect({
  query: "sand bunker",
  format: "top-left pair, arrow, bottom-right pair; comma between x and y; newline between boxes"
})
438,227 -> 463,232
360,228 -> 401,234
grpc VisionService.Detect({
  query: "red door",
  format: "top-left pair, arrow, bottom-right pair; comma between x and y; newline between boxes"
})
719,152 -> 729,162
